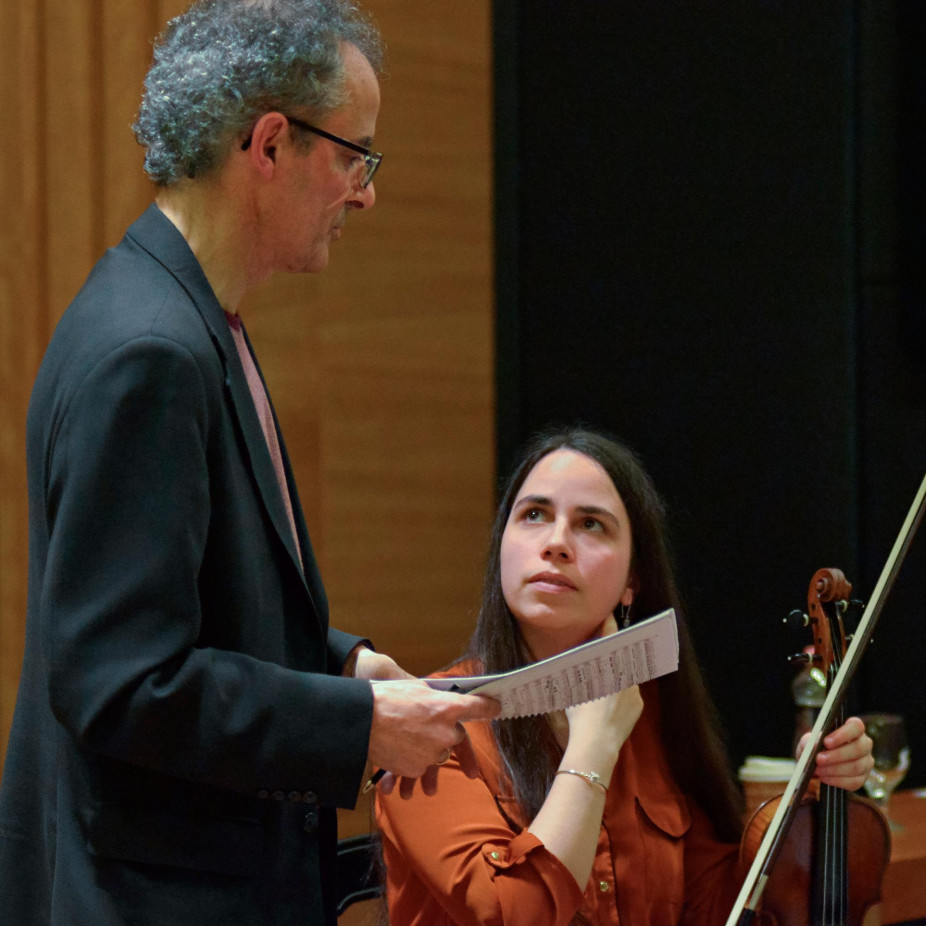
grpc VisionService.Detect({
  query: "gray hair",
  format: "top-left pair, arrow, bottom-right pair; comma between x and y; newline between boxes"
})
132,0 -> 384,185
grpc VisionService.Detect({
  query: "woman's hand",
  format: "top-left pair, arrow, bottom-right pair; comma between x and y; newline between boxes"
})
797,716 -> 874,792
564,685 -> 643,767
528,613 -> 642,889
561,615 -> 643,767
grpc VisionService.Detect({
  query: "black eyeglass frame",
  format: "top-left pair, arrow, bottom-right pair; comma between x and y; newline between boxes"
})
241,115 -> 382,188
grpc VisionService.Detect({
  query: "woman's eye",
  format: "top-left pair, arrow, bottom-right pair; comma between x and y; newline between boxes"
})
581,517 -> 603,531
525,508 -> 544,522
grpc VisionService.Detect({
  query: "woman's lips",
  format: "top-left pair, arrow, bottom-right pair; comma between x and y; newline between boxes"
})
528,571 -> 577,591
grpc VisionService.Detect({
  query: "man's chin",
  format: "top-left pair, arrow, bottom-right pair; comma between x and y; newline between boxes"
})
295,248 -> 330,274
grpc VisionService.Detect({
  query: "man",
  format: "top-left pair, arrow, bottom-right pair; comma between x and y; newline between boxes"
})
0,1 -> 497,923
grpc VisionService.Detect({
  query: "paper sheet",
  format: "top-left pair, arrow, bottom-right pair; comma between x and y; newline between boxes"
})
426,608 -> 679,719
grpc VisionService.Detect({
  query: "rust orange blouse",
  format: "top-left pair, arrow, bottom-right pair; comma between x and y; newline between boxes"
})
376,666 -> 744,926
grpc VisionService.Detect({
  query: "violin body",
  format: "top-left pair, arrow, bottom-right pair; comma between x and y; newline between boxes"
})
740,791 -> 891,926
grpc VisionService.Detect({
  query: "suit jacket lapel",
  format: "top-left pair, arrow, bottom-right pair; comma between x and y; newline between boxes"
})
124,205 -> 311,594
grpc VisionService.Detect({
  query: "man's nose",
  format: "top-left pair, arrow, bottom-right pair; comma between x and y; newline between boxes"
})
352,179 -> 376,209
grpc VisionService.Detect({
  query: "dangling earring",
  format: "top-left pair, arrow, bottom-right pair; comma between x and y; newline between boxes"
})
620,602 -> 632,629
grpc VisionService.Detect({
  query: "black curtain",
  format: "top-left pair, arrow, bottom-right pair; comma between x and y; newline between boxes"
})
494,0 -> 926,785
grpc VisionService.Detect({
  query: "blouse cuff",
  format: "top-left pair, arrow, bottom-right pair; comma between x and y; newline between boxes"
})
481,829 -> 546,869
481,830 -> 585,913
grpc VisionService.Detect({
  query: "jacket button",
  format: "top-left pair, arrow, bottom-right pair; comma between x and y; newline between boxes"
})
303,791 -> 318,804
257,790 -> 269,800
288,791 -> 302,803
304,808 -> 319,833
273,790 -> 285,801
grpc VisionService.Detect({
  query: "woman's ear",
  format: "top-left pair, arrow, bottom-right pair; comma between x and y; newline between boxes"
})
619,581 -> 636,608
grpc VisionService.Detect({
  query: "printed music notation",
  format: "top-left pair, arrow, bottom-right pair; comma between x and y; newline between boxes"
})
426,609 -> 679,719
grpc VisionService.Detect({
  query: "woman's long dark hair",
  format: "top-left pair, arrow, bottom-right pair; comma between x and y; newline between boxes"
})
466,427 -> 745,843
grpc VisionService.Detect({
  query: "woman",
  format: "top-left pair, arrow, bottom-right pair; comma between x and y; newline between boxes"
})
375,428 -> 873,926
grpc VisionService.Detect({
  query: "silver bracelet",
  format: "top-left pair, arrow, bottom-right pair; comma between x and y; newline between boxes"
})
555,768 -> 607,793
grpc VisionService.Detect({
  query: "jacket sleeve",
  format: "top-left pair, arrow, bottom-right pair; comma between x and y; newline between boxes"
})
41,334 -> 372,808
375,727 -> 584,926
327,627 -> 373,674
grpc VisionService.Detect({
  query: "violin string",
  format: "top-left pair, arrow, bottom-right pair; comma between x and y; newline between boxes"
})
815,606 -> 848,926
829,613 -> 848,926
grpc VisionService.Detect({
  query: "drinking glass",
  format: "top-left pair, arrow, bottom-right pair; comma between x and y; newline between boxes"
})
860,712 -> 910,832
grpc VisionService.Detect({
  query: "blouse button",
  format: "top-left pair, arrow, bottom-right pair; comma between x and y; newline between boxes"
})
598,881 -> 610,893
490,851 -> 500,861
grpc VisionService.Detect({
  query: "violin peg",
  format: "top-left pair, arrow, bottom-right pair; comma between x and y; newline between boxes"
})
784,609 -> 809,631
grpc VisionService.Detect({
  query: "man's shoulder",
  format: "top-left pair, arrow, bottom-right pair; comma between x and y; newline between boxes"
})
33,234 -> 224,413
57,252 -> 208,358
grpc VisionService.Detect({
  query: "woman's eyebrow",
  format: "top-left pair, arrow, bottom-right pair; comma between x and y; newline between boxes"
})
513,494 -> 552,509
513,496 -> 620,527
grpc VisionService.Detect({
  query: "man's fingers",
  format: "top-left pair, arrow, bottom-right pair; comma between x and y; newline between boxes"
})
456,693 -> 500,722
399,774 -> 418,800
454,730 -> 482,779
378,771 -> 398,795
419,765 -> 439,796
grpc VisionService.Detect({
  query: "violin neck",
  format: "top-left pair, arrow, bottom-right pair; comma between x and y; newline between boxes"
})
812,701 -> 849,926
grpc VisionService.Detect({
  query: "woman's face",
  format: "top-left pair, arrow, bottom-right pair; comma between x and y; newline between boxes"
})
499,449 -> 635,660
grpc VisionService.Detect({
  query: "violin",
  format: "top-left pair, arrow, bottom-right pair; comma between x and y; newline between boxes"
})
726,475 -> 926,926
738,569 -> 890,926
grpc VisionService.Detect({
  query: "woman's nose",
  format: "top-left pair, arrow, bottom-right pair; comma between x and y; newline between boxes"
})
542,521 -> 574,560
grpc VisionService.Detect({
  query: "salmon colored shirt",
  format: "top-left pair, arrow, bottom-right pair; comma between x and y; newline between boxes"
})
376,665 -> 744,926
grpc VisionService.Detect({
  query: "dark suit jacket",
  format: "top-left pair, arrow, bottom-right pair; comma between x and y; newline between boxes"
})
0,205 -> 374,925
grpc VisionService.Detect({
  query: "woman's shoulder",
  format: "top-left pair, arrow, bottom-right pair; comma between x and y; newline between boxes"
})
427,657 -> 484,681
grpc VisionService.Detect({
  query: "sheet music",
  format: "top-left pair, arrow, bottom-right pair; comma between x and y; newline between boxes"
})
426,608 -> 679,719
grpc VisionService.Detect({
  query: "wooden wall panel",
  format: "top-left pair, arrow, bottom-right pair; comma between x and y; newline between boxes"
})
0,4 -> 495,880
44,0 -> 101,319
0,0 -> 45,788
100,1 -> 160,246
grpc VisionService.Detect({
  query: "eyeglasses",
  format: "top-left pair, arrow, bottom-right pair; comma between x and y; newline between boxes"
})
241,115 -> 382,188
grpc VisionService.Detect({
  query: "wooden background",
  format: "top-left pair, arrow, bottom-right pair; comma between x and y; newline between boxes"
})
0,3 -> 494,901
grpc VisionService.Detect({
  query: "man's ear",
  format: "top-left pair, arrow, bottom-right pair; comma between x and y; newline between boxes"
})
244,112 -> 290,175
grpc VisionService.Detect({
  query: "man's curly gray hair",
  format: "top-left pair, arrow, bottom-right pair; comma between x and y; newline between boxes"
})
132,0 -> 384,186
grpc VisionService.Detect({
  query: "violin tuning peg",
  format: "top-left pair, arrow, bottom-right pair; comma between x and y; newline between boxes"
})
787,651 -> 813,666
784,609 -> 809,631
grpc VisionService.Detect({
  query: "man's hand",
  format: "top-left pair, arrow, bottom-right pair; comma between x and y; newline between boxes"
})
367,679 -> 499,799
351,647 -> 414,681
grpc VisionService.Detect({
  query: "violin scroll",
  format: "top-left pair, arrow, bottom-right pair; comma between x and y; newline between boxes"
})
805,568 -> 851,677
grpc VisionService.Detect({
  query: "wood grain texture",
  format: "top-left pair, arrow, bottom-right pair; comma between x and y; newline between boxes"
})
0,0 -> 45,783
